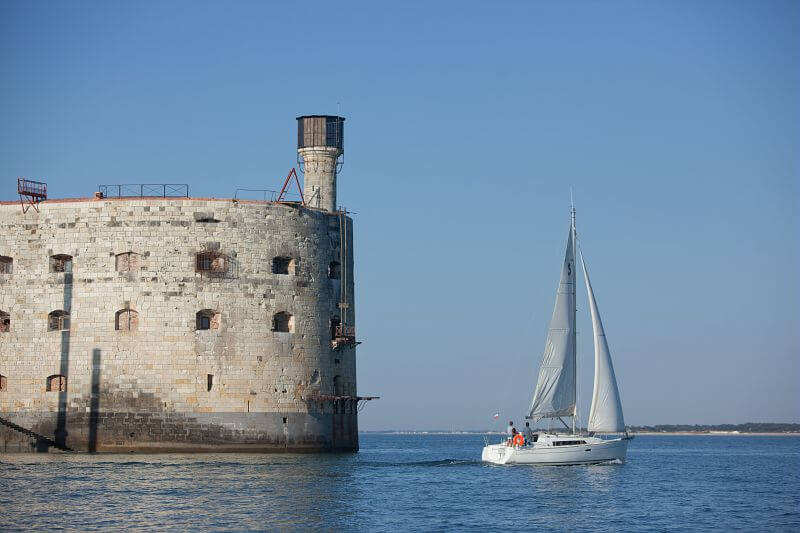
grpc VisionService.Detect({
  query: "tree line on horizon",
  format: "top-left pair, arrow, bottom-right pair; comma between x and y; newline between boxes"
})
627,422 -> 800,433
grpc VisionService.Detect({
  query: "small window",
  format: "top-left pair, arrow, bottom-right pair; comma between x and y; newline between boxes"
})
0,256 -> 12,274
50,254 -> 73,273
330,316 -> 341,340
46,374 -> 67,392
0,310 -> 9,333
207,374 -> 214,392
196,310 -> 220,331
115,309 -> 139,331
48,310 -> 70,331
0,374 -> 7,391
115,252 -> 139,272
328,261 -> 340,279
196,252 -> 228,273
272,257 -> 295,275
272,311 -> 294,333
333,375 -> 343,396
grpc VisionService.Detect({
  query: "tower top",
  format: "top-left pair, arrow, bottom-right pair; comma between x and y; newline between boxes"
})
297,115 -> 345,154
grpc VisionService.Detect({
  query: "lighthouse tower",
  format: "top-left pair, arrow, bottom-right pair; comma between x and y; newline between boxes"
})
296,115 -> 345,212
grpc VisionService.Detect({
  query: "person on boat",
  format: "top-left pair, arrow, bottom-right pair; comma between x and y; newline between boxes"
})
506,421 -> 515,436
523,422 -> 535,444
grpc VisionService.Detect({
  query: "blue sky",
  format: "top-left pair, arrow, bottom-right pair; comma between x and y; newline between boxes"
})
1,1 -> 797,429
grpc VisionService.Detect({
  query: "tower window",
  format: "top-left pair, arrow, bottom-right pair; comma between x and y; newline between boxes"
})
0,310 -> 9,333
333,375 -> 343,396
330,317 -> 341,340
0,256 -> 12,274
272,257 -> 295,275
207,374 -> 214,392
50,254 -> 73,273
115,309 -> 139,331
196,252 -> 228,273
0,374 -> 7,391
116,252 -> 139,272
48,310 -> 70,331
328,261 -> 340,279
46,374 -> 67,392
272,312 -> 294,333
196,310 -> 220,331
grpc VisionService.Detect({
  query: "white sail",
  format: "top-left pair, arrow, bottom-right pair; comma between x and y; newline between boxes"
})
528,221 -> 577,420
580,252 -> 625,433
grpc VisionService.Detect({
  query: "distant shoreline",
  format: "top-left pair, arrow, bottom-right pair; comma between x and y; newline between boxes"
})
631,432 -> 800,436
361,431 -> 800,436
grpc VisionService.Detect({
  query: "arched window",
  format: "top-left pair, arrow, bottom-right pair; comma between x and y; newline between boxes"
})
333,375 -> 344,396
328,261 -> 340,279
272,257 -> 295,275
330,316 -> 341,340
48,310 -> 70,331
115,252 -> 139,272
272,312 -> 294,333
46,374 -> 67,392
115,309 -> 139,331
196,310 -> 220,331
0,310 -> 9,333
0,374 -> 7,392
0,255 -> 12,274
50,254 -> 73,273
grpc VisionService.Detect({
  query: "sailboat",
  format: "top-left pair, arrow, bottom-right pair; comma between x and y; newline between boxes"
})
481,208 -> 631,466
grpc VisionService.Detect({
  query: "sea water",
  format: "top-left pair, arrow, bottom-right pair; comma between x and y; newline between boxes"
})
1,434 -> 798,531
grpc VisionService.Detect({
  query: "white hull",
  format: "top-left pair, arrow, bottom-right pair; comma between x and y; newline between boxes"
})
481,435 -> 629,466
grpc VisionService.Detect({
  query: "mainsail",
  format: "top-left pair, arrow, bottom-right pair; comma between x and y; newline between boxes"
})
580,252 -> 626,433
528,220 -> 577,420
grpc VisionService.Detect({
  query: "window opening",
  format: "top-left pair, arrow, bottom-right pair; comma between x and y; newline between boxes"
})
0,374 -> 6,391
207,374 -> 214,392
46,374 -> 67,392
196,252 -> 228,273
0,310 -> 9,333
0,256 -> 12,274
196,310 -> 219,331
333,375 -> 344,396
330,317 -> 341,340
48,310 -> 70,331
272,312 -> 294,333
272,256 -> 295,275
50,254 -> 73,273
115,252 -> 139,272
115,309 -> 139,331
328,261 -> 340,279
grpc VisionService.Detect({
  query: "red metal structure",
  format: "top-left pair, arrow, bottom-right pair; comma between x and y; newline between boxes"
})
276,168 -> 305,204
18,178 -> 47,213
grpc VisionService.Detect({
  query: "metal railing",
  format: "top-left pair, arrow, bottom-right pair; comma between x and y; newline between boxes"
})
234,188 -> 277,201
334,324 -> 356,339
18,178 -> 47,198
98,184 -> 189,198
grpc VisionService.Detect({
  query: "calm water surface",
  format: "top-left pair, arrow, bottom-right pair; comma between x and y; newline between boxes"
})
1,434 -> 798,531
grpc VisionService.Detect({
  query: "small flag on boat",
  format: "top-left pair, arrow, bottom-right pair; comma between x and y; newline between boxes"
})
493,413 -> 500,419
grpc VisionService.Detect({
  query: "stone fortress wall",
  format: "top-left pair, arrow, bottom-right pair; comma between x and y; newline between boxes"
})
0,196 -> 358,452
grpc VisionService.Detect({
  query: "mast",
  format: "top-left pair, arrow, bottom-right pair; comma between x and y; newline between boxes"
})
571,202 -> 577,435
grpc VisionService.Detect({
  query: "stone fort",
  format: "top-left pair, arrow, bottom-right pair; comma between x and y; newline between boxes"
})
0,115 -> 370,452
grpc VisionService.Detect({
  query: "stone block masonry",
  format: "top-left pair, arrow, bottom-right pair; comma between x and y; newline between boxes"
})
0,197 -> 358,452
